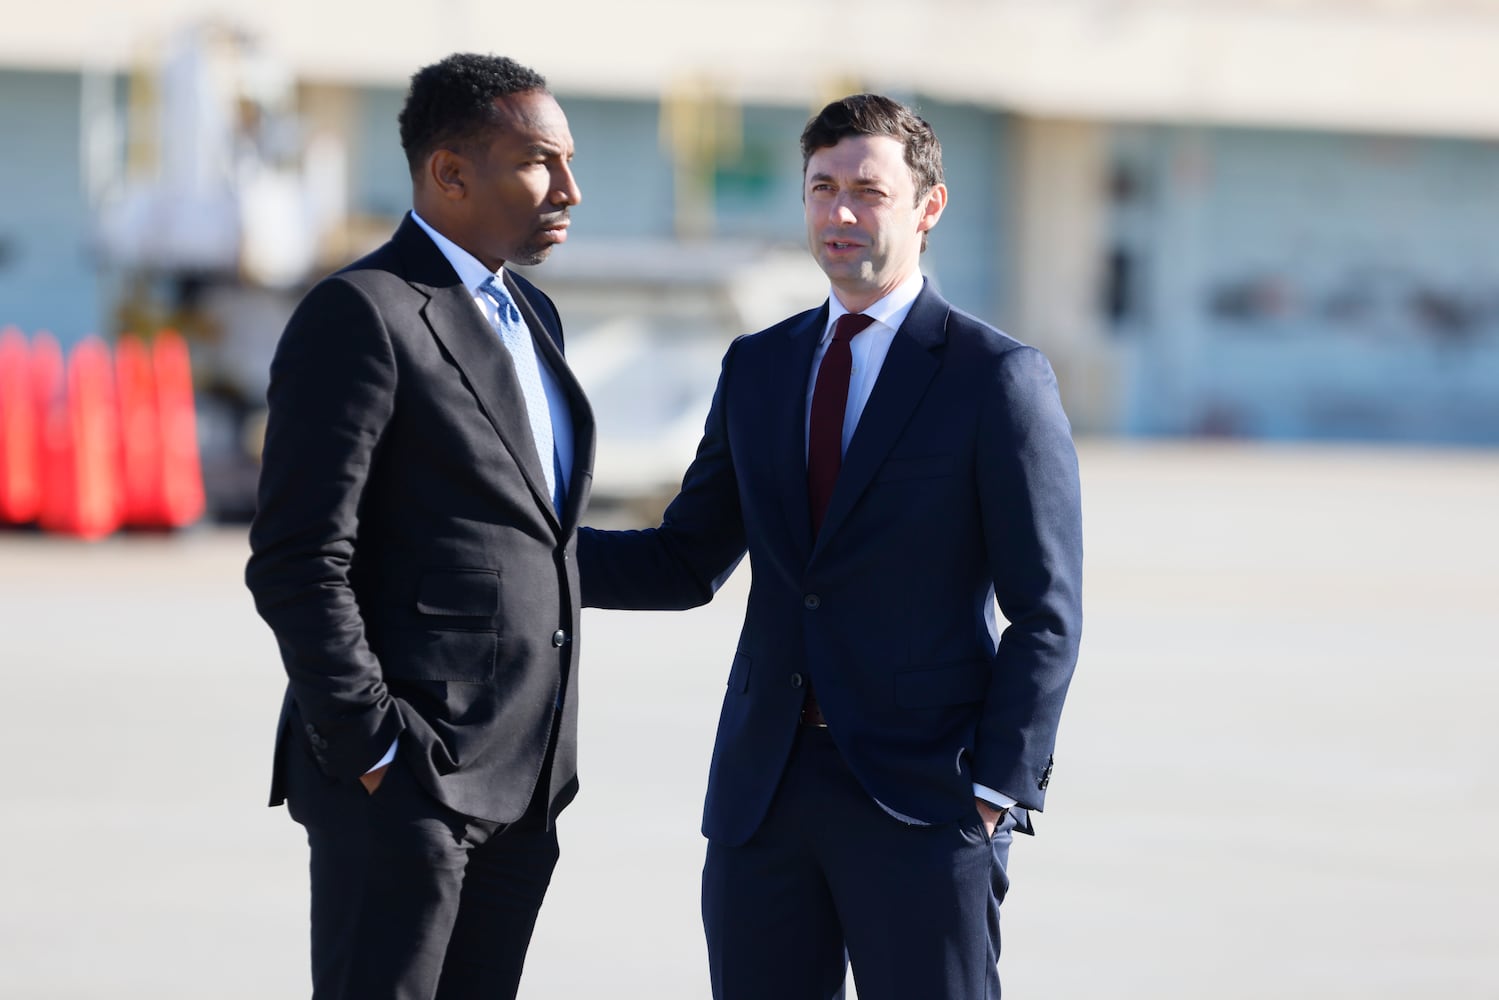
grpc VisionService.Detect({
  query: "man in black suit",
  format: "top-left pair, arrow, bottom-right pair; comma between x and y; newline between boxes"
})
246,53 -> 593,1000
579,95 -> 1083,998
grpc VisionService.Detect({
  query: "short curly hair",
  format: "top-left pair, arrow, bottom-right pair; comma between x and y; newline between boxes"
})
398,53 -> 548,176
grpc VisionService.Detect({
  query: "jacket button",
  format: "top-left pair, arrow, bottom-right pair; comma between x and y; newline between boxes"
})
790,673 -> 804,688
803,594 -> 820,610
552,629 -> 567,648
304,723 -> 317,736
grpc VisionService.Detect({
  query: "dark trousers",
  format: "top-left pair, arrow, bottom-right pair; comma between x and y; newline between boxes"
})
286,746 -> 559,1000
702,726 -> 1016,1000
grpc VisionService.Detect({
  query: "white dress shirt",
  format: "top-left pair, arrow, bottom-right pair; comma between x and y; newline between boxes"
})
410,211 -> 574,497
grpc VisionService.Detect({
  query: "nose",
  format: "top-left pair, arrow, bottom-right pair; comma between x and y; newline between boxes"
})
827,194 -> 855,225
553,162 -> 582,206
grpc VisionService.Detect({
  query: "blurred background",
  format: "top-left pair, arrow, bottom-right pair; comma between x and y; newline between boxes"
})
0,2 -> 1496,997
3,0 -> 1498,518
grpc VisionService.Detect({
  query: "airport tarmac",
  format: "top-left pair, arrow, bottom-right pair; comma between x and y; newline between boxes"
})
1,440 -> 1495,999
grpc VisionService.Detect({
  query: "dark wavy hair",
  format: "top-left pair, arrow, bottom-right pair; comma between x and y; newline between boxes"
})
800,94 -> 945,201
398,53 -> 548,176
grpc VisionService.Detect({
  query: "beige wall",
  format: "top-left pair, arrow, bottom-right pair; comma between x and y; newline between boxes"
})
6,2 -> 1499,138
1007,117 -> 1125,434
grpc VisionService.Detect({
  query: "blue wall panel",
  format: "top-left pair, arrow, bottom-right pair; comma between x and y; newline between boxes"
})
1113,124 -> 1499,444
0,70 -> 103,346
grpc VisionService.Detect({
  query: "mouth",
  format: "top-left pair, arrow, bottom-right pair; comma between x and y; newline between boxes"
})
823,238 -> 863,252
539,215 -> 570,242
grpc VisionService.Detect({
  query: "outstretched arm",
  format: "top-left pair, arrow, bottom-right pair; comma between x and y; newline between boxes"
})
580,340 -> 749,610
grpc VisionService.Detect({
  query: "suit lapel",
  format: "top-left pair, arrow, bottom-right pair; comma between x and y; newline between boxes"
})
811,283 -> 948,561
394,219 -> 560,528
506,272 -> 595,532
775,304 -> 829,565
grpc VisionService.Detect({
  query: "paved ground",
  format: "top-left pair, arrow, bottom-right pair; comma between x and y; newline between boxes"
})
1,440 -> 1496,999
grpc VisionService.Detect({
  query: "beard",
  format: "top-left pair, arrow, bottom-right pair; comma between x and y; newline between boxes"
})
509,241 -> 555,267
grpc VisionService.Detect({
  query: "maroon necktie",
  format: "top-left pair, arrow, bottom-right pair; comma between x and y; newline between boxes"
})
808,312 -> 875,533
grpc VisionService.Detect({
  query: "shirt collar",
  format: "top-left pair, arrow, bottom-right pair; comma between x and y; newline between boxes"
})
823,269 -> 927,343
410,210 -> 504,294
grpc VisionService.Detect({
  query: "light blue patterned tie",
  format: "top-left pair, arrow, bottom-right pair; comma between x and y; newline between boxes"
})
479,276 -> 560,511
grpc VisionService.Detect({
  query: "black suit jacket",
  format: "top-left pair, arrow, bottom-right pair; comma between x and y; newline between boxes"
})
247,214 -> 595,824
580,281 -> 1082,845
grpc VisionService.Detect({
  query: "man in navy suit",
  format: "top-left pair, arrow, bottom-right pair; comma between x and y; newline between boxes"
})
579,94 -> 1082,999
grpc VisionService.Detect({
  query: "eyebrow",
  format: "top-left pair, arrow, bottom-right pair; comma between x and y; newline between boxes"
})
808,171 -> 882,186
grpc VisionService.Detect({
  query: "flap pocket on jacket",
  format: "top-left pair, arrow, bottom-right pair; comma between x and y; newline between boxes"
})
894,661 -> 987,709
726,651 -> 751,693
875,454 -> 955,484
415,570 -> 500,617
377,628 -> 497,683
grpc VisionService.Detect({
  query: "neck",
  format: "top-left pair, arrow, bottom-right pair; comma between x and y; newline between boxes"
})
831,269 -> 917,315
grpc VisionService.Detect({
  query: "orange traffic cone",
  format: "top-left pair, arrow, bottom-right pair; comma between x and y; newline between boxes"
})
115,333 -> 163,527
152,330 -> 204,528
32,332 -> 71,533
39,336 -> 123,539
0,327 -> 39,524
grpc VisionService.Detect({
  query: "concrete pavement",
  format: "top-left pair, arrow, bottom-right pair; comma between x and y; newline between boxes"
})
1,440 -> 1495,998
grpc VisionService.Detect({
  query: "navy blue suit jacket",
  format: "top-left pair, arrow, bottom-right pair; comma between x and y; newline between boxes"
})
579,280 -> 1082,846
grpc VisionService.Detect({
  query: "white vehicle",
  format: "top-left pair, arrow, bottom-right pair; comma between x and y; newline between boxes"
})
518,239 -> 824,515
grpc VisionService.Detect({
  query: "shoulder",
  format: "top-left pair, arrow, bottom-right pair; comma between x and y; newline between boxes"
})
939,306 -> 1054,380
710,304 -> 824,381
275,238 -> 412,324
320,217 -> 453,301
339,235 -> 402,276
735,304 -> 825,352
756,304 -> 825,339
278,247 -> 406,360
947,321 -> 1067,441
943,305 -> 1027,358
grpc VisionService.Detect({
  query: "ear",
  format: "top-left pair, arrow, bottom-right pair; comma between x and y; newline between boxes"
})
916,183 -> 947,234
427,148 -> 468,202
